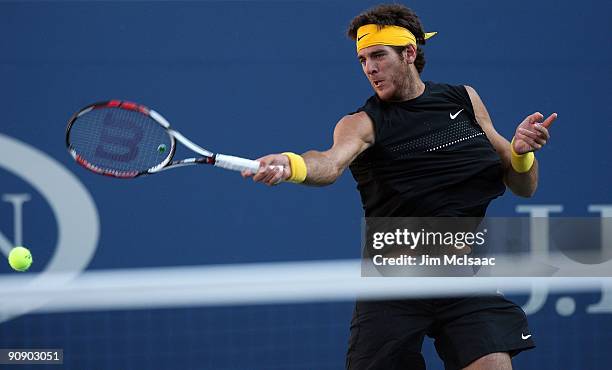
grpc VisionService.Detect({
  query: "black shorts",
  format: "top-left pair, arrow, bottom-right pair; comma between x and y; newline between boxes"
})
346,294 -> 535,370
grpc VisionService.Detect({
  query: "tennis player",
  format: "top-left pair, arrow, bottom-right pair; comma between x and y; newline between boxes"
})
243,4 -> 556,369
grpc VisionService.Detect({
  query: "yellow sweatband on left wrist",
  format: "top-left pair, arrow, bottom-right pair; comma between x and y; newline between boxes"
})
282,152 -> 308,183
510,137 -> 535,173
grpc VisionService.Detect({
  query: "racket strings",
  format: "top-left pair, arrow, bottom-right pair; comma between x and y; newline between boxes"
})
68,108 -> 172,175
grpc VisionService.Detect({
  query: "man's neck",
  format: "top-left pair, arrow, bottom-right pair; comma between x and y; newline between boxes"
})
390,68 -> 425,102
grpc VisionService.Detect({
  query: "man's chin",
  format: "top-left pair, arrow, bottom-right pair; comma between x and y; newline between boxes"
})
374,89 -> 390,100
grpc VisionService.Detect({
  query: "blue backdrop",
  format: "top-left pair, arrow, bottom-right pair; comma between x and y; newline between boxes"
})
0,1 -> 610,369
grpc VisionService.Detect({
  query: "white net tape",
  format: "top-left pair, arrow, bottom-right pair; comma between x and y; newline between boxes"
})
0,258 -> 609,317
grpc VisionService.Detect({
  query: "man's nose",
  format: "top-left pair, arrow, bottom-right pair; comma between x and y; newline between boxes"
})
365,59 -> 378,75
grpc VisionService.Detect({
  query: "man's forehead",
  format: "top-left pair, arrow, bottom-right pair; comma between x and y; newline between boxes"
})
357,45 -> 390,58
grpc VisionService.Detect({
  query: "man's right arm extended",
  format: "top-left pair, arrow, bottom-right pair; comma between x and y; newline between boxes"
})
242,112 -> 375,186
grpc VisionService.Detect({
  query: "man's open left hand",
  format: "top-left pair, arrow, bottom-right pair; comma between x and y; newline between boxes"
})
512,112 -> 557,154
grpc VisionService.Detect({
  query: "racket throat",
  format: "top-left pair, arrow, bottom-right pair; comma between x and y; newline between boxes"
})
201,157 -> 216,165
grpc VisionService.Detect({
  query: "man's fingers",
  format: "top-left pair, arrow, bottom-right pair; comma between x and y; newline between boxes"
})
518,128 -> 546,145
244,157 -> 271,180
532,124 -> 550,140
262,167 -> 283,186
528,112 -> 544,124
516,132 -> 542,150
263,170 -> 277,184
246,154 -> 289,185
268,167 -> 284,186
518,128 -> 543,144
256,166 -> 274,183
252,166 -> 271,182
541,112 -> 557,128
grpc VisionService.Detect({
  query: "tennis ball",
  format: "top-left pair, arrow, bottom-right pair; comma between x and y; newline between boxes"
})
8,246 -> 32,272
157,144 -> 167,153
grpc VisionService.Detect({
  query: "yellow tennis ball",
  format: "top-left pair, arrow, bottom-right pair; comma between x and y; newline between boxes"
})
8,246 -> 32,272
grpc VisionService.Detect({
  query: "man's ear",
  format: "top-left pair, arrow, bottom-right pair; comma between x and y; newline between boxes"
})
404,44 -> 417,63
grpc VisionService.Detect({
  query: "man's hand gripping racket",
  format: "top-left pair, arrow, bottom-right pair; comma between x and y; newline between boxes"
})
65,100 -> 283,179
241,153 -> 291,186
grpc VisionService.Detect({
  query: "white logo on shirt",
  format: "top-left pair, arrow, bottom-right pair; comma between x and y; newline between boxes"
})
450,109 -> 464,119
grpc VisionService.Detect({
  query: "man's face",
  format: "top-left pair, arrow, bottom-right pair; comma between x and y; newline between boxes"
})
357,45 -> 409,101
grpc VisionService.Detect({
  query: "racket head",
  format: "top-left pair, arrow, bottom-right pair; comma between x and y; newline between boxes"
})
66,100 -> 176,178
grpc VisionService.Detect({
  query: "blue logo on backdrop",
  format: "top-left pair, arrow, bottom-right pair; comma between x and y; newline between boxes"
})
0,134 -> 99,323
516,205 -> 612,316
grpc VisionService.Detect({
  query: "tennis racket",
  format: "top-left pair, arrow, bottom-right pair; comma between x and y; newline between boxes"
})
66,100 -> 280,178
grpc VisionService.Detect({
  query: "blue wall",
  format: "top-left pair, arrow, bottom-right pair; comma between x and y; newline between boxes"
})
1,1 -> 610,369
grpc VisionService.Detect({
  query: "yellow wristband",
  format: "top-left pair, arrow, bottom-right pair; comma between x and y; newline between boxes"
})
282,152 -> 308,183
510,137 -> 535,173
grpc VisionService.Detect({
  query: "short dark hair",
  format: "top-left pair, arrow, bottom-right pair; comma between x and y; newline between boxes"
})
347,4 -> 428,74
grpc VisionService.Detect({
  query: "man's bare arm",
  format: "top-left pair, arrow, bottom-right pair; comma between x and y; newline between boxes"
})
465,86 -> 556,197
243,112 -> 375,186
302,112 -> 374,185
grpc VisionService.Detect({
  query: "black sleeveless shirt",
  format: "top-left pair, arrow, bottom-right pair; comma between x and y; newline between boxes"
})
349,81 -> 505,217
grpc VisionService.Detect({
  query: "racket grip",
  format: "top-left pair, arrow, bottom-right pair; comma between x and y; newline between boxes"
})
215,154 -> 282,173
215,154 -> 260,172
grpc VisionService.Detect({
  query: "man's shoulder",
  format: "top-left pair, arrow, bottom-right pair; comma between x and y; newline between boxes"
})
425,81 -> 472,103
362,94 -> 381,107
426,80 -> 468,92
349,94 -> 381,115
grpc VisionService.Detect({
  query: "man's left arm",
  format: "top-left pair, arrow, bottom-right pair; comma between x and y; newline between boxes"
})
465,85 -> 557,197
